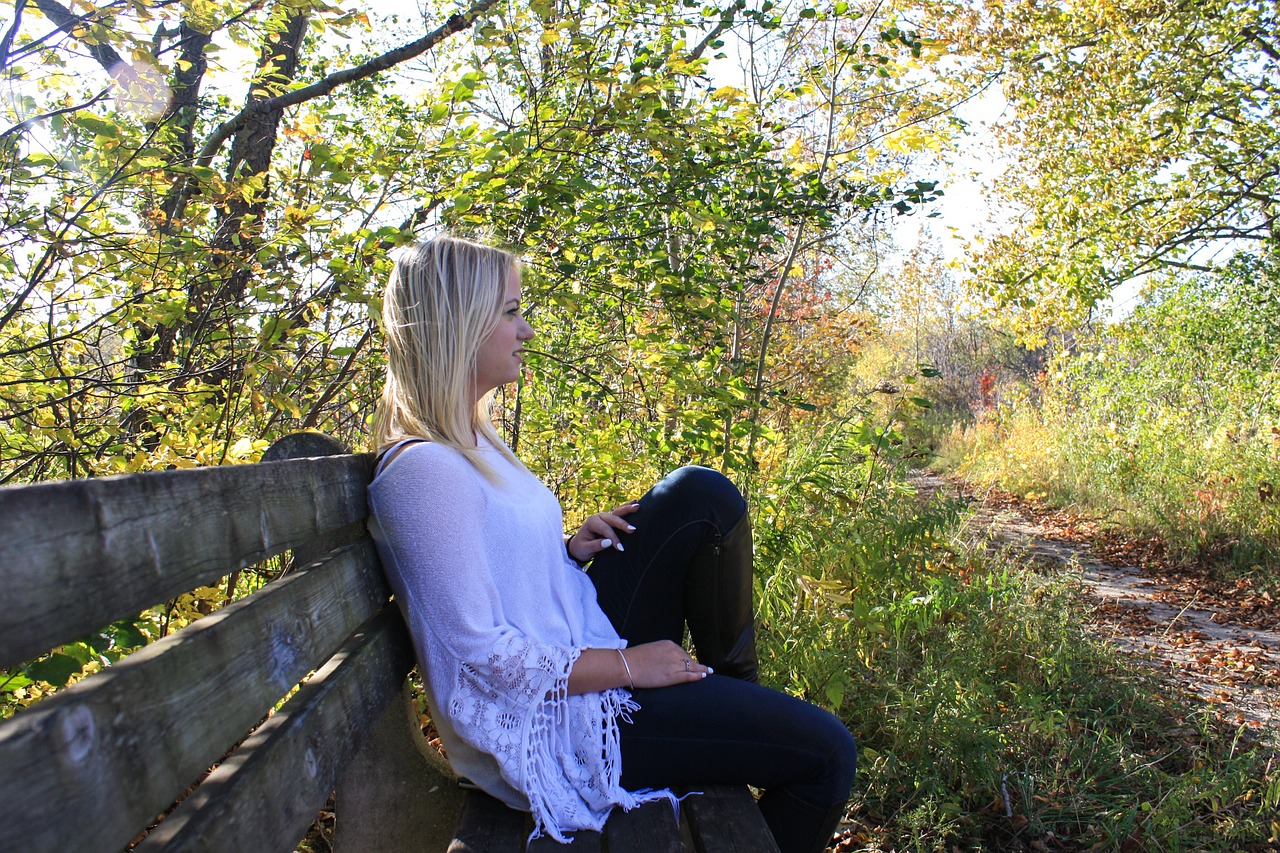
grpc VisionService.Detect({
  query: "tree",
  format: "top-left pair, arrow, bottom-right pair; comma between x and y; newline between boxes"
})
0,0 -> 954,489
936,0 -> 1280,331
0,0 -> 501,480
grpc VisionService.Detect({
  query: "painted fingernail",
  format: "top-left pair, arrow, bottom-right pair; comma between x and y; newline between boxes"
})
626,525 -> 636,532
615,542 -> 625,551
600,539 -> 612,548
700,672 -> 707,678
707,666 -> 714,674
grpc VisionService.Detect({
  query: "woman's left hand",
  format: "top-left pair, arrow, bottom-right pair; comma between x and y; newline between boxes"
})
567,501 -> 640,562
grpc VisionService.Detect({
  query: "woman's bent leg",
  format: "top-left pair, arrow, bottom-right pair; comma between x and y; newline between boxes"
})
589,466 -> 756,678
619,676 -> 857,853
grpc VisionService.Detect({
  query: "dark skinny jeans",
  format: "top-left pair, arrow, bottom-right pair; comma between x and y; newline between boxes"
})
587,466 -> 858,853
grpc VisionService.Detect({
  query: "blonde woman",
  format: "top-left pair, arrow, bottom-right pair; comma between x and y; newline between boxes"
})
366,236 -> 856,851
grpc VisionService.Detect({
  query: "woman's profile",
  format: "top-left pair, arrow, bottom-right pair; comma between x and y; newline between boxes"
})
366,235 -> 856,852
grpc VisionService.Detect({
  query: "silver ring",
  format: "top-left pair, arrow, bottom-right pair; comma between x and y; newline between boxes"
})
684,659 -> 692,671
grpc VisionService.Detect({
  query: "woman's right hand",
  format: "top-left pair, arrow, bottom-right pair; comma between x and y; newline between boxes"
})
567,641 -> 712,695
622,640 -> 712,688
624,637 -> 716,686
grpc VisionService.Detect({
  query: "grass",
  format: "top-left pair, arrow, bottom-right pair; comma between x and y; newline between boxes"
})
753,458 -> 1279,851
935,401 -> 1280,585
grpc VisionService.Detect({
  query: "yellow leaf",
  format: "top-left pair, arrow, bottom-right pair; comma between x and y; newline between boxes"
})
229,437 -> 256,459
539,29 -> 560,45
885,125 -> 941,154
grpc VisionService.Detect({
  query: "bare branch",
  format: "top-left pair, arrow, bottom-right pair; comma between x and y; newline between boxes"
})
0,87 -> 112,141
0,0 -> 29,71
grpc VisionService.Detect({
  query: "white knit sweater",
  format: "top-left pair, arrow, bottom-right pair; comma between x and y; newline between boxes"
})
367,438 -> 670,842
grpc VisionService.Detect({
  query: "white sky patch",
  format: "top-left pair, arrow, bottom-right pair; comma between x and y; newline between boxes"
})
894,82 -> 1011,265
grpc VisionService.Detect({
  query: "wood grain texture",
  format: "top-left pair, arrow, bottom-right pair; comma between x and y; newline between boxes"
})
448,789 -> 530,853
331,681 -> 464,853
529,829 -> 602,852
0,452 -> 374,670
131,606 -> 414,853
605,799 -> 683,853
0,540 -> 391,853
684,786 -> 781,853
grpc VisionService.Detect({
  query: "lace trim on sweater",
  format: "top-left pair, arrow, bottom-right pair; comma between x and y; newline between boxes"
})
447,633 -> 677,843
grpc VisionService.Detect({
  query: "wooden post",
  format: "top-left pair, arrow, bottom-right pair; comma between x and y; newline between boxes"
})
334,682 -> 463,853
264,433 -> 463,853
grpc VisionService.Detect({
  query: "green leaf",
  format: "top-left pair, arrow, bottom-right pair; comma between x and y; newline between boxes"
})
73,114 -> 120,139
0,673 -> 33,693
27,653 -> 84,687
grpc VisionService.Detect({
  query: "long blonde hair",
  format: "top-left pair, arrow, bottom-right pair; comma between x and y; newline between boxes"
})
371,235 -> 522,476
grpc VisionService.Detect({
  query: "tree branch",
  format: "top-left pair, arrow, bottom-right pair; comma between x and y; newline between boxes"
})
32,0 -> 124,73
0,0 -> 28,71
1240,26 -> 1280,62
191,0 -> 501,169
0,87 -> 111,141
688,0 -> 743,62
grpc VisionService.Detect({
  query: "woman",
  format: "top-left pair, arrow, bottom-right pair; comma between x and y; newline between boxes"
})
366,236 -> 856,852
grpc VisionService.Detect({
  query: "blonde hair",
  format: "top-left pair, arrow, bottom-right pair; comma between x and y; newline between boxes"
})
371,235 -> 522,477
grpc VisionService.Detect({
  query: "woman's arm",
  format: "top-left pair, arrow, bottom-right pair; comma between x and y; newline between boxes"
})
567,640 -> 712,695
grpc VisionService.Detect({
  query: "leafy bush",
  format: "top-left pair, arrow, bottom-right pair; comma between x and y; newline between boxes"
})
752,409 -> 1277,850
945,249 -> 1280,574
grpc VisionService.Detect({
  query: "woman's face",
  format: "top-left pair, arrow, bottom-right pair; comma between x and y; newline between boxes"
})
471,266 -> 535,402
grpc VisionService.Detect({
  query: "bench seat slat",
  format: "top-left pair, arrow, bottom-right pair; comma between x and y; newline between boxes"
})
0,453 -> 374,671
0,539 -> 391,853
606,799 -> 683,853
684,786 -> 782,853
529,831 -> 602,851
132,606 -> 413,852
448,788 -> 530,853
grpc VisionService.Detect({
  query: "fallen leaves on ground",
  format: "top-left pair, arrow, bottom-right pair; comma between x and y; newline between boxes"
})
944,478 -> 1279,633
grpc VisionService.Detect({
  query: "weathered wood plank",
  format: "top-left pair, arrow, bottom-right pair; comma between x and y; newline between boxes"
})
0,539 -> 392,853
0,452 -> 374,671
605,799 -> 683,853
448,789 -> 530,853
131,606 -> 414,853
529,829 -> 602,852
683,786 -> 780,853
331,681 -> 465,853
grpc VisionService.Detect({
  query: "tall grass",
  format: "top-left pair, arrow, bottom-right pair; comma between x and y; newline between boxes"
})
938,254 -> 1280,576
752,414 -> 1278,851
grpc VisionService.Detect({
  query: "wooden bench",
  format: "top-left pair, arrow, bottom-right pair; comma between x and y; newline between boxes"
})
0,432 -> 781,853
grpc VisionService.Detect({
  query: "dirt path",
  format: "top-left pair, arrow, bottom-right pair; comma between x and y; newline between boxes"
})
911,470 -> 1280,740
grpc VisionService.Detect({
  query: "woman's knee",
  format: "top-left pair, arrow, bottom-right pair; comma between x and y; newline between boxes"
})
649,465 -> 746,528
797,705 -> 858,801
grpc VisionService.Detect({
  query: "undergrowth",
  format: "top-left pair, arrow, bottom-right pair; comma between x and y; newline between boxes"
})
939,405 -> 1280,585
753,418 -> 1279,851
930,253 -> 1280,581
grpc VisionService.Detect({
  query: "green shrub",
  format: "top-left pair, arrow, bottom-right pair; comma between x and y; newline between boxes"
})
753,412 -> 1278,850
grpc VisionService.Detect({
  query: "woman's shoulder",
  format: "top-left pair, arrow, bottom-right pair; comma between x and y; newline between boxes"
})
372,439 -> 476,487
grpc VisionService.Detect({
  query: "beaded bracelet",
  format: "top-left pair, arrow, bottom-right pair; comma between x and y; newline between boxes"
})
616,648 -> 634,690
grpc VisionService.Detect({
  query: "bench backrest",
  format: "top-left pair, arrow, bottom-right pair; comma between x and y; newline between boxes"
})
0,436 -> 413,852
